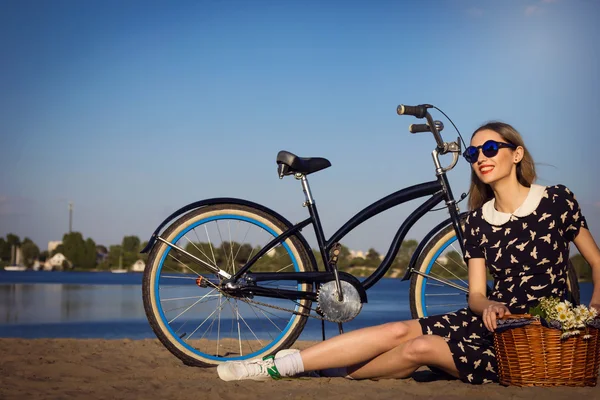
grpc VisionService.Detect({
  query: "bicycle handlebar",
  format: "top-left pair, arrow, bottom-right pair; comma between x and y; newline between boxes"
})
396,104 -> 432,118
397,103 -> 462,173
397,104 -> 445,152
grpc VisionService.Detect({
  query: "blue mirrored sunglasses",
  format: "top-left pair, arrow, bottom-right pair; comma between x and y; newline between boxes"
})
463,140 -> 517,164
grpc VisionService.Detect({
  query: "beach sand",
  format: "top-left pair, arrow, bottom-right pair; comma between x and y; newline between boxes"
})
1,338 -> 598,400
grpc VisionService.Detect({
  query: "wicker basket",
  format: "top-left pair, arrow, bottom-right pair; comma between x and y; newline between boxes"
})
493,314 -> 600,387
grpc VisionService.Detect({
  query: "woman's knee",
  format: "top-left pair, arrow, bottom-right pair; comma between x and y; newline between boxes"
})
381,320 -> 419,342
402,336 -> 441,364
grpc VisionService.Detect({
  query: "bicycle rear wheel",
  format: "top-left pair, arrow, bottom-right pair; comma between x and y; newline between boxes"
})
409,219 -> 580,318
143,203 -> 316,366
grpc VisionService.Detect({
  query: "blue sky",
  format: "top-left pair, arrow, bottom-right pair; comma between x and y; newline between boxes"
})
1,0 -> 599,254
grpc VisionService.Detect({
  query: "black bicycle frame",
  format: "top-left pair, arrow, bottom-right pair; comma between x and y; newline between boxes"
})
232,171 -> 465,293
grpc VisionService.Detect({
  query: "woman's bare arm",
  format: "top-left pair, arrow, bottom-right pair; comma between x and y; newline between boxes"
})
468,258 -> 510,331
573,227 -> 600,311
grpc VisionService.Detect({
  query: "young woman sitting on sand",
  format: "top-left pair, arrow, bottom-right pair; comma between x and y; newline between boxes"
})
217,122 -> 600,384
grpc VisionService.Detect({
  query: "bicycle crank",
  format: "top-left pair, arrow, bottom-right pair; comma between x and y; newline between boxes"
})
317,281 -> 363,323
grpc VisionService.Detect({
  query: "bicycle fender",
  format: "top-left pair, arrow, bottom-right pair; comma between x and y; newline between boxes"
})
400,211 -> 469,282
140,198 -> 319,270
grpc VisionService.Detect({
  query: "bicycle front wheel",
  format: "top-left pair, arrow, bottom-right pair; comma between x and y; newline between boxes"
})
409,219 -> 581,318
410,220 -> 470,319
143,203 -> 316,366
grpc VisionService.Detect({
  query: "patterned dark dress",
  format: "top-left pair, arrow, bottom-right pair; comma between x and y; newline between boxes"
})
418,184 -> 588,384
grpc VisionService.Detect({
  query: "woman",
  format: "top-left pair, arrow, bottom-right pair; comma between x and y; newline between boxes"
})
217,122 -> 600,384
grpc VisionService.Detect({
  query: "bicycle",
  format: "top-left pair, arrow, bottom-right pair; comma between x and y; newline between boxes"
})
140,104 -> 580,367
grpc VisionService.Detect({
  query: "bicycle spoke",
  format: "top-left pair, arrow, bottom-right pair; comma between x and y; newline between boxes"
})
235,299 -> 243,356
168,291 -> 215,324
227,221 -> 236,274
203,224 -> 218,268
215,221 -> 231,273
232,300 -> 264,346
216,294 -> 223,357
185,301 -> 228,341
168,253 -> 202,277
432,259 -> 468,287
183,234 -> 218,270
160,275 -> 198,280
232,223 -> 252,272
424,282 -> 448,288
246,302 -> 279,342
161,296 -> 218,314
161,294 -> 220,302
275,263 -> 295,273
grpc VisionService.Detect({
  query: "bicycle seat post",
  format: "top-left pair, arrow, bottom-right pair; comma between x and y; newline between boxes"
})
295,173 -> 314,207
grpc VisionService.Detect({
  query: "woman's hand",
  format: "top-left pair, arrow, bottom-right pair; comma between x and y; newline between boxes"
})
482,303 -> 511,332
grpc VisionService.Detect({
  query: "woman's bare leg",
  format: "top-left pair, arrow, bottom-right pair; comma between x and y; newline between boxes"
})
299,319 -> 423,372
347,335 -> 459,380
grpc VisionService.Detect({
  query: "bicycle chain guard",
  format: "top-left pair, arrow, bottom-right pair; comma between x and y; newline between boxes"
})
317,280 -> 363,323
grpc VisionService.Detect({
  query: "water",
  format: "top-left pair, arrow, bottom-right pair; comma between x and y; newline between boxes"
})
0,271 -> 594,340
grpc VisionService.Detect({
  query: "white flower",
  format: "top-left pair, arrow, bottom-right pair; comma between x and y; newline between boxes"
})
565,300 -> 573,308
535,297 -> 598,339
561,331 -> 572,339
557,311 -> 569,323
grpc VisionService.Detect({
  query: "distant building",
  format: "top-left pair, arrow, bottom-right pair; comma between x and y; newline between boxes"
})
13,246 -> 23,265
349,249 -> 385,261
45,253 -> 68,271
131,259 -> 145,272
349,250 -> 366,259
48,241 -> 62,254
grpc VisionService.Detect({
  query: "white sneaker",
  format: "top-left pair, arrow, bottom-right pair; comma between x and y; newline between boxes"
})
217,355 -> 282,382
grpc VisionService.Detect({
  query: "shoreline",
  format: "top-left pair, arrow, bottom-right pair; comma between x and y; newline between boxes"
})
1,338 -> 598,399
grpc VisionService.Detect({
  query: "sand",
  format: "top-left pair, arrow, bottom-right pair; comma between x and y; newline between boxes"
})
1,339 -> 598,400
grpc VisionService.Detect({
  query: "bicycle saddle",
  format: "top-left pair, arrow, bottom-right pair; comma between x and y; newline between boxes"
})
276,150 -> 331,176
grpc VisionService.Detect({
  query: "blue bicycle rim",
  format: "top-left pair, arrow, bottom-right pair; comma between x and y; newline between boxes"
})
419,235 -> 461,318
155,214 -> 302,362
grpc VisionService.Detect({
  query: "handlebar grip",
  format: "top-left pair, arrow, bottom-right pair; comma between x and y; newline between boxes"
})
409,121 -> 444,134
397,104 -> 431,119
409,123 -> 430,134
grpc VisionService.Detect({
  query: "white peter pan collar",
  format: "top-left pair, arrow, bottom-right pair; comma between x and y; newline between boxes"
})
481,184 -> 547,226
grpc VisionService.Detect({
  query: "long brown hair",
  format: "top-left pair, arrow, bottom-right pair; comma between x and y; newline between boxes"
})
467,122 -> 537,210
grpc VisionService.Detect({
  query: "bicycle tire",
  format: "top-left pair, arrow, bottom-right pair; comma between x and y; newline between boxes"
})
409,219 -> 581,318
143,203 -> 316,367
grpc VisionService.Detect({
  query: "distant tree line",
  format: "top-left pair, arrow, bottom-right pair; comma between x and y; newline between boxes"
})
309,240 -> 419,278
0,234 -> 42,268
0,232 -> 594,281
51,233 -> 149,271
0,232 -> 148,271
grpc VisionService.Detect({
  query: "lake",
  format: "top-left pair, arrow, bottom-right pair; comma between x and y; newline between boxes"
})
0,271 -> 594,341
